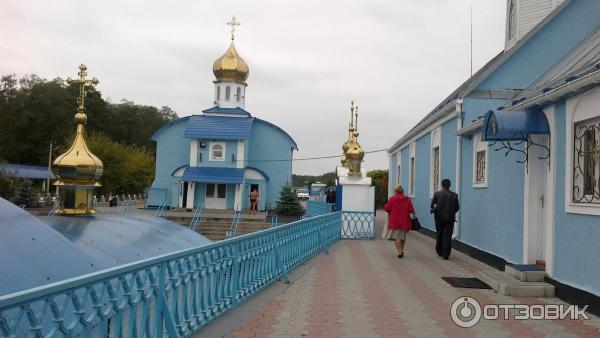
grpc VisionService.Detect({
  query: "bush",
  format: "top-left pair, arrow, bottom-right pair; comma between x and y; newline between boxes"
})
274,184 -> 304,216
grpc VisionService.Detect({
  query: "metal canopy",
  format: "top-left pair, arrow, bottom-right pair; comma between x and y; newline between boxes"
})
183,166 -> 244,184
481,109 -> 550,141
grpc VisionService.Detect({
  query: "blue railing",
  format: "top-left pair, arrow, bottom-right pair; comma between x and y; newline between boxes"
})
155,200 -> 168,217
341,211 -> 375,239
0,212 -> 342,338
304,200 -> 335,218
228,209 -> 242,238
189,203 -> 204,232
120,199 -> 132,214
270,214 -> 279,227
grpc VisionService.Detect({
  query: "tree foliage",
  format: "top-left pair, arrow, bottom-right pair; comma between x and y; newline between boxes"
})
0,74 -> 177,194
274,184 -> 305,216
292,172 -> 336,187
367,169 -> 388,208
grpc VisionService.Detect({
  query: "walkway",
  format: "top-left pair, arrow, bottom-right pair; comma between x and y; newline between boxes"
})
219,233 -> 600,337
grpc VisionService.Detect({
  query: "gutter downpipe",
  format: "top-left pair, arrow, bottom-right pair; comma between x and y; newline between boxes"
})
453,98 -> 463,240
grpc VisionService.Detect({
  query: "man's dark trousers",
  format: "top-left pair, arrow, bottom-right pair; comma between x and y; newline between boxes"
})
436,220 -> 454,259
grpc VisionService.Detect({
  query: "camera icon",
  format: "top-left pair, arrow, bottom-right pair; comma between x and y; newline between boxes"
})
450,296 -> 482,328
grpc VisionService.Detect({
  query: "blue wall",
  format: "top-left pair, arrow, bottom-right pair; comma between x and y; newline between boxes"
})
552,100 -> 600,295
148,118 -> 190,207
388,152 -> 398,196
441,118 -> 457,184
247,120 -> 294,210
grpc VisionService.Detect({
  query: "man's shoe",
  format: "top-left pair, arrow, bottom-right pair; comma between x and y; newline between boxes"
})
398,253 -> 404,259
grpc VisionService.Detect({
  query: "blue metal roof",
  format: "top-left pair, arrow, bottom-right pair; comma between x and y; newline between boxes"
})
202,106 -> 252,116
0,164 -> 56,180
184,115 -> 254,140
183,167 -> 245,184
482,108 -> 550,141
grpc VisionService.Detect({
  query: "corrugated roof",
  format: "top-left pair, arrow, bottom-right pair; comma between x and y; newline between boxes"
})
183,167 -> 245,184
202,106 -> 251,116
507,26 -> 600,107
184,115 -> 254,140
0,164 -> 56,180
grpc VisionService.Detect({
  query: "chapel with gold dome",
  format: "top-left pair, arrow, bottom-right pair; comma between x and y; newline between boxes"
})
147,17 -> 297,211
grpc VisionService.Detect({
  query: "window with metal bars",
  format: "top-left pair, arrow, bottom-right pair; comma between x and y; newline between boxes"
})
573,117 -> 600,204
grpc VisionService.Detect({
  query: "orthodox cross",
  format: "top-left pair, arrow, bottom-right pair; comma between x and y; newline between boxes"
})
67,64 -> 99,114
227,16 -> 240,40
350,101 -> 359,132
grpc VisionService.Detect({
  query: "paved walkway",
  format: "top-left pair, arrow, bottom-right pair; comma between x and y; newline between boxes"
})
225,234 -> 600,337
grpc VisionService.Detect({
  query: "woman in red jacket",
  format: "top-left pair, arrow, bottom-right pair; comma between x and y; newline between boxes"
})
384,185 -> 415,258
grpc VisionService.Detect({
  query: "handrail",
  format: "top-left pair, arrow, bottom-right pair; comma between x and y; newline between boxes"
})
228,208 -> 242,238
120,198 -> 132,214
189,202 -> 204,231
154,200 -> 168,217
0,212 -> 342,337
271,214 -> 279,227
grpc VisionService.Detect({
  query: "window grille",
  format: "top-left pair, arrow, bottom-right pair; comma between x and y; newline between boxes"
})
475,150 -> 486,184
433,147 -> 440,192
573,117 -> 600,204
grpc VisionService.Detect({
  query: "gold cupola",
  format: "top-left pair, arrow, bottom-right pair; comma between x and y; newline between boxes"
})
52,64 -> 103,215
344,102 -> 365,175
341,102 -> 357,166
212,16 -> 249,83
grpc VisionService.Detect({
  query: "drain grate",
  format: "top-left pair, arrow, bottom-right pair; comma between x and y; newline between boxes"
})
442,277 -> 491,289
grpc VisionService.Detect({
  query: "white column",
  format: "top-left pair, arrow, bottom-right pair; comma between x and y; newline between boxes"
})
186,182 -> 195,209
237,140 -> 245,168
190,140 -> 198,166
234,184 -> 243,211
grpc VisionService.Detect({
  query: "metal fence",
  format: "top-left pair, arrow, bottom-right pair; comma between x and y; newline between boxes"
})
304,200 -> 335,218
341,211 -> 375,239
0,212 -> 342,338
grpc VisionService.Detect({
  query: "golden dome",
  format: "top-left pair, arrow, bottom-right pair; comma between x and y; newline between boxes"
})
213,40 -> 249,83
52,114 -> 103,185
345,131 -> 365,161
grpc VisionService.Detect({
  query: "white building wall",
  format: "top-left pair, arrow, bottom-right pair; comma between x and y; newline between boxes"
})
214,81 -> 246,108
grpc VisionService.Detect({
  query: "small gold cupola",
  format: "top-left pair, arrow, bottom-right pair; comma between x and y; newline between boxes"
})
344,102 -> 365,175
212,16 -> 249,84
52,64 -> 103,215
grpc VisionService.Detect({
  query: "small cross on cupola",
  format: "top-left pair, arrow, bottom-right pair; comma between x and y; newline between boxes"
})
227,16 -> 240,41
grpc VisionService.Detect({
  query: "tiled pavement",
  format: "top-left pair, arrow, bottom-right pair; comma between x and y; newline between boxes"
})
226,233 -> 600,337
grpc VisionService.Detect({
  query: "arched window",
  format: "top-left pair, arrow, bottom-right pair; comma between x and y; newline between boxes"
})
508,0 -> 517,41
236,87 -> 241,102
210,142 -> 226,161
225,86 -> 231,100
216,86 -> 221,100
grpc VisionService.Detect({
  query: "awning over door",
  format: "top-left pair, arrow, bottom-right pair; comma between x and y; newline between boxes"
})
481,108 -> 550,141
182,167 -> 244,184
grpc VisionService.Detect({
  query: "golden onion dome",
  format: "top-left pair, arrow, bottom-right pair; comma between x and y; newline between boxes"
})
212,40 -> 249,83
52,113 -> 103,185
345,131 -> 365,161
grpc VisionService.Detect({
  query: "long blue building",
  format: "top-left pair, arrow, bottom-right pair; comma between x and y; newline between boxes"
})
388,0 -> 600,305
148,24 -> 297,211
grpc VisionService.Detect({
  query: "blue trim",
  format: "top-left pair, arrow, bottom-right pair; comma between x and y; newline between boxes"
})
202,106 -> 252,116
170,164 -> 189,177
482,108 -> 550,141
245,167 -> 270,181
151,116 -> 191,140
182,167 -> 245,184
254,118 -> 298,150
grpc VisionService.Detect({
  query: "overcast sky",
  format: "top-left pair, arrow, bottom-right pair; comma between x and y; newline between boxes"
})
1,0 -> 506,175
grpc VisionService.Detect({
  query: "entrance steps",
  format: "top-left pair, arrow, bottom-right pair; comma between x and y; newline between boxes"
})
476,264 -> 555,297
166,215 -> 271,241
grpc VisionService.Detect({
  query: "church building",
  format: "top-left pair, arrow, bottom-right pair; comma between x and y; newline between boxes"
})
148,18 -> 297,211
388,0 -> 600,308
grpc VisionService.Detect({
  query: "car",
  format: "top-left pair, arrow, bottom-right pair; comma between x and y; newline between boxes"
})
296,188 -> 309,200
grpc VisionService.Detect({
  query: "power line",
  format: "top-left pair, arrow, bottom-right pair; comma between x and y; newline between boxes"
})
241,148 -> 389,163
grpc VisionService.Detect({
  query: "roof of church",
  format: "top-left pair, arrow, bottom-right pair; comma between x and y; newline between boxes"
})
202,106 -> 252,116
505,26 -> 600,109
184,115 -> 254,140
183,167 -> 245,184
0,163 -> 56,180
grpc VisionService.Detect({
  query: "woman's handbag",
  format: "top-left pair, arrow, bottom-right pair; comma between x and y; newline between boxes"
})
411,215 -> 422,231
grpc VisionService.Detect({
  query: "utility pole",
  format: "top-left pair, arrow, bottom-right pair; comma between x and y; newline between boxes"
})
470,4 -> 473,77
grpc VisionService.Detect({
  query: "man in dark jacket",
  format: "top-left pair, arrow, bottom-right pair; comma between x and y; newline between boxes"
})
430,179 -> 460,260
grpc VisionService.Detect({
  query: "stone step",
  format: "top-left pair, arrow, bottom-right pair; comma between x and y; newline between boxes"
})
166,216 -> 268,224
505,264 -> 546,282
476,270 -> 555,297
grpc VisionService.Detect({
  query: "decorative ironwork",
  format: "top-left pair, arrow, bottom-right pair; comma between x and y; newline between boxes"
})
433,147 -> 440,192
573,118 -> 600,204
0,213 -> 342,337
475,150 -> 486,183
489,135 -> 550,171
341,211 -> 375,239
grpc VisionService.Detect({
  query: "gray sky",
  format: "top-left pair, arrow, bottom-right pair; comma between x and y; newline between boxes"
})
1,0 -> 505,175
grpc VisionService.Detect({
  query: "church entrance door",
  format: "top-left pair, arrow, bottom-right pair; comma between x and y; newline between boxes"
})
524,135 -> 549,266
181,182 -> 189,208
205,183 -> 227,209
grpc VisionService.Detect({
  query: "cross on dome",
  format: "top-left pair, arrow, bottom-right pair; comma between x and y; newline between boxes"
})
227,16 -> 240,40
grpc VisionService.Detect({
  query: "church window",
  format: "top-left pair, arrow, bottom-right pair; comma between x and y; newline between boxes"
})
433,147 -> 440,192
217,86 -> 221,100
236,87 -> 241,102
225,86 -> 231,100
507,0 -> 517,41
408,143 -> 416,196
209,142 -> 226,161
473,133 -> 488,187
573,117 -> 600,204
430,128 -> 441,196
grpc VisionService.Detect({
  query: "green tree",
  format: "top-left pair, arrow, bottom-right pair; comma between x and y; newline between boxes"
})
367,169 -> 389,208
0,163 -> 17,201
275,184 -> 305,216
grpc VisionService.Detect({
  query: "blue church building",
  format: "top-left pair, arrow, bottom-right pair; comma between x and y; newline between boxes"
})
388,0 -> 600,305
148,22 -> 297,211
